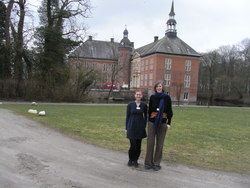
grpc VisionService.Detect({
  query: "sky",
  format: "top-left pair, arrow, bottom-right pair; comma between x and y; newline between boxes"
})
28,0 -> 249,53
82,0 -> 250,53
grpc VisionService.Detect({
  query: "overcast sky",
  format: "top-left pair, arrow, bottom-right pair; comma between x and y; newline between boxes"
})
28,0 -> 249,53
83,0 -> 250,53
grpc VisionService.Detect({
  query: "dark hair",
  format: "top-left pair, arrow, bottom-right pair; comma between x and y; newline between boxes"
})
154,81 -> 165,93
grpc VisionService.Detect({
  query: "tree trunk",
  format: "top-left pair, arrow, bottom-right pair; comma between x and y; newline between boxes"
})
3,0 -> 14,79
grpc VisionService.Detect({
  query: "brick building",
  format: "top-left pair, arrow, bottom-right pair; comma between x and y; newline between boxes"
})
68,1 -> 201,103
68,29 -> 133,89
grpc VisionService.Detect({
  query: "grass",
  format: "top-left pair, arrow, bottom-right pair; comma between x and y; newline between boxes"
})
1,103 -> 249,175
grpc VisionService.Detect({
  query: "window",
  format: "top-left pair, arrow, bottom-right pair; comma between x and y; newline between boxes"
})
111,64 -> 116,71
165,58 -> 172,70
149,73 -> 153,86
185,60 -> 192,71
149,80 -> 153,86
184,75 -> 191,88
91,62 -> 96,70
140,74 -> 144,86
75,62 -> 80,69
132,64 -> 136,73
150,59 -> 153,70
164,73 -> 171,86
149,73 -> 153,79
184,92 -> 189,100
103,64 -> 108,72
83,62 -> 87,69
144,74 -> 148,86
134,63 -> 139,72
145,60 -> 148,71
141,61 -> 144,71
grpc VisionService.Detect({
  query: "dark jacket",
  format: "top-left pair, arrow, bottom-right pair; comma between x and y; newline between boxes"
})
126,102 -> 147,139
148,93 -> 173,125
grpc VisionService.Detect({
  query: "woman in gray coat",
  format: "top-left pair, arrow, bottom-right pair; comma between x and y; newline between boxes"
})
144,81 -> 173,171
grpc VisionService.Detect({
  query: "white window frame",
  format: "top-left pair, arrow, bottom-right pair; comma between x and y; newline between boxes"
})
103,64 -> 108,72
149,73 -> 153,86
150,59 -> 154,70
145,60 -> 148,71
141,61 -> 144,71
185,60 -> 192,72
140,74 -> 144,86
184,75 -> 191,88
144,74 -> 148,86
164,73 -> 171,86
165,58 -> 172,70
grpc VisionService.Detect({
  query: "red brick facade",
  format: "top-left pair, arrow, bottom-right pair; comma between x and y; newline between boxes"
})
117,46 -> 132,87
131,54 -> 200,103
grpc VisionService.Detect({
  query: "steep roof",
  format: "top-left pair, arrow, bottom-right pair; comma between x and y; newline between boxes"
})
69,39 -> 119,60
135,35 -> 201,57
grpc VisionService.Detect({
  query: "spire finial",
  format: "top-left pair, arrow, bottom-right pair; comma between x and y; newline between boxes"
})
166,0 -> 177,37
169,0 -> 175,17
123,25 -> 128,37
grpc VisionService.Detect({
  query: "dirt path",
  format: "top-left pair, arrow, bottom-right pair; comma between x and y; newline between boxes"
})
0,109 -> 249,188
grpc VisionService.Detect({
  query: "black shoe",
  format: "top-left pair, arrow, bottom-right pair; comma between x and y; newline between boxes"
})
133,161 -> 139,168
127,160 -> 133,167
153,165 -> 161,171
144,165 -> 152,170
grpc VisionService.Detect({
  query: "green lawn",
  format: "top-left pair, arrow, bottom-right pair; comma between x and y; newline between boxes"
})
1,104 -> 249,174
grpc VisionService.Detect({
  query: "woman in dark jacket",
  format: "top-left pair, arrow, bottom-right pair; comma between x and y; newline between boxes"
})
126,90 -> 147,167
144,81 -> 173,171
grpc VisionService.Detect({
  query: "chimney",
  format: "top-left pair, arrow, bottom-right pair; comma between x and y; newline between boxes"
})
154,36 -> 158,42
110,38 -> 114,43
88,36 -> 92,41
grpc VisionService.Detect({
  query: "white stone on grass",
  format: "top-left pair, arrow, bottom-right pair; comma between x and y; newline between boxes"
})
28,109 -> 38,114
38,111 -> 46,116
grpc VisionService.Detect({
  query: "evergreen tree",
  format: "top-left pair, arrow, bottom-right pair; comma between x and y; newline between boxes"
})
34,0 -> 91,99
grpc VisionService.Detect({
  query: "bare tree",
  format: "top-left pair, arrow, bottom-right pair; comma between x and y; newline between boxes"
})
199,40 -> 250,106
68,64 -> 98,101
238,38 -> 250,95
200,51 -> 220,106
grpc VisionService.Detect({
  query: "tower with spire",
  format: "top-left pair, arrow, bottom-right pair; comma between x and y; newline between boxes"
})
118,26 -> 133,88
166,0 -> 177,37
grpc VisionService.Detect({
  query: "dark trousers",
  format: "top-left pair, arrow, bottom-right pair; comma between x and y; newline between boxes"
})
144,121 -> 168,166
128,139 -> 142,162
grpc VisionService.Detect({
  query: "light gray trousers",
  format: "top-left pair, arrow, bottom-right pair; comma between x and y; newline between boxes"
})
144,121 -> 168,166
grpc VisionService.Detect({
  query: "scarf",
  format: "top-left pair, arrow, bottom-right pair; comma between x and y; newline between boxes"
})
154,92 -> 167,132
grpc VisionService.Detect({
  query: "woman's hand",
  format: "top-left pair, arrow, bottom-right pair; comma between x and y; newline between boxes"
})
167,124 -> 171,129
